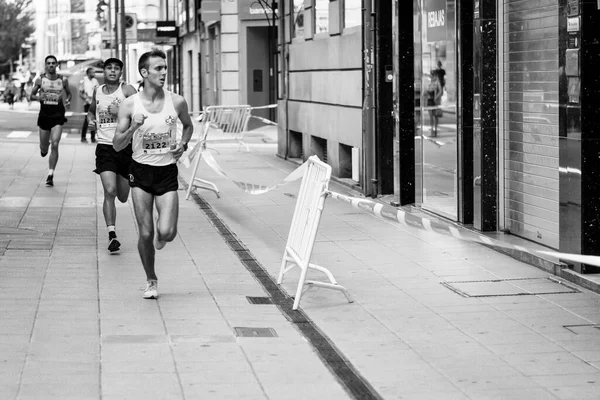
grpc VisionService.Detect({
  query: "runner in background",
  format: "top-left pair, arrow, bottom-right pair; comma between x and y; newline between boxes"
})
88,58 -> 137,253
30,55 -> 72,187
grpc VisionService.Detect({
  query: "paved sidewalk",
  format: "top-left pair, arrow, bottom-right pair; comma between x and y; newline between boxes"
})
0,131 -> 599,399
178,139 -> 600,400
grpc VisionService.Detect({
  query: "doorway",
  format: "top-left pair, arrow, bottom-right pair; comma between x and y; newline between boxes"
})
414,0 -> 459,220
246,26 -> 275,121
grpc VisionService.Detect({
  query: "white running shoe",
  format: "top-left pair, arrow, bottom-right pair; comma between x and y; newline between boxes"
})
143,280 -> 158,299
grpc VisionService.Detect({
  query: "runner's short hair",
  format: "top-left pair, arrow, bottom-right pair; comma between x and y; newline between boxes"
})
45,55 -> 57,64
138,49 -> 167,75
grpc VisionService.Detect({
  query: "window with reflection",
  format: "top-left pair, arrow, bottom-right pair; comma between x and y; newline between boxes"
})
415,0 -> 458,219
344,0 -> 361,28
292,0 -> 305,39
315,0 -> 329,34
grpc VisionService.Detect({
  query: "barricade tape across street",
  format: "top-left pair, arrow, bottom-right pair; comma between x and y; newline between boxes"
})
185,150 -> 600,268
188,150 -> 306,195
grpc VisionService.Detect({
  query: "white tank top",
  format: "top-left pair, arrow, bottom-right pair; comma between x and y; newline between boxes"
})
96,83 -> 125,145
131,91 -> 178,166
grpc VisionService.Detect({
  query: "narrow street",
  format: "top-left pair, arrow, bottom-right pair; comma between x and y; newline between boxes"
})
1,106 -> 599,399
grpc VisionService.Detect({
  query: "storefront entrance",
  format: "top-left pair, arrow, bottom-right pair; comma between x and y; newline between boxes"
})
414,0 -> 459,219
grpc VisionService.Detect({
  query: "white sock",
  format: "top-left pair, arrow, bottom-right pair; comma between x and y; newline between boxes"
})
108,225 -> 115,233
48,169 -> 54,176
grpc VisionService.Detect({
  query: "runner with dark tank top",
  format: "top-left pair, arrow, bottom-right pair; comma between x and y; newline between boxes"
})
30,55 -> 72,187
113,49 -> 194,300
87,58 -> 137,253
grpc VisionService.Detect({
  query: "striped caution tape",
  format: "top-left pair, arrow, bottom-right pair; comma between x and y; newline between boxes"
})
326,191 -> 600,268
200,150 -> 306,195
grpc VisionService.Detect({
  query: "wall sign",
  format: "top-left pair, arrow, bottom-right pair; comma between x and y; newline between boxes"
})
425,0 -> 447,42
567,0 -> 579,16
239,0 -> 277,21
567,17 -> 580,32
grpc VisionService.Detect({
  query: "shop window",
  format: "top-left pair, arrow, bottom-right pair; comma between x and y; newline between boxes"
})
344,0 -> 361,29
315,0 -> 329,34
292,0 -> 305,39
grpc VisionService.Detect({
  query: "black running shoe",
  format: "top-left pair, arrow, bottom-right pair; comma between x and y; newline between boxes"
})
45,174 -> 53,186
108,236 -> 121,253
41,150 -> 48,157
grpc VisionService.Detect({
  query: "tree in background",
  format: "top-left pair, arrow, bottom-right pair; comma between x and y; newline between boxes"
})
0,0 -> 34,75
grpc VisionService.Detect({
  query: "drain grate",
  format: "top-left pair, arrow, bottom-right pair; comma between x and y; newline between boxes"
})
234,327 -> 277,337
246,296 -> 274,305
442,277 -> 579,298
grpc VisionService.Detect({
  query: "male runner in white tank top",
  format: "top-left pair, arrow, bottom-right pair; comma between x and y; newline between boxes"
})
87,58 -> 137,253
113,49 -> 194,299
30,55 -> 72,187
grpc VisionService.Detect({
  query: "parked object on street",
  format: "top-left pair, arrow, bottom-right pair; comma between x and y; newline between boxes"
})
277,155 -> 353,310
185,105 -> 252,200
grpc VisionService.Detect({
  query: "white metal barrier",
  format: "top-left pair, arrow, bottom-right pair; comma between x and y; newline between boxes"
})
277,156 -> 353,310
185,105 -> 252,200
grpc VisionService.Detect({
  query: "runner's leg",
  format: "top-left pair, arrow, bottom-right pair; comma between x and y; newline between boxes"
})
131,187 -> 157,281
39,128 -> 50,156
154,190 -> 179,250
48,124 -> 63,170
100,171 -> 118,226
81,105 -> 89,142
116,174 -> 131,203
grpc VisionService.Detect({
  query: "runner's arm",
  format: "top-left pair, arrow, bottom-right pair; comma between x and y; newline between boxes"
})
172,94 -> 194,160
87,88 -> 97,125
29,77 -> 42,101
63,78 -> 72,103
113,97 -> 145,151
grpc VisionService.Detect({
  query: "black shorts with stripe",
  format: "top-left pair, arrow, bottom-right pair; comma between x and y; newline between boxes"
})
94,143 -> 133,179
129,160 -> 179,196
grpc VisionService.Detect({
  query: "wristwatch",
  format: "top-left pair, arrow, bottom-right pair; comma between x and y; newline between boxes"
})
182,142 -> 188,152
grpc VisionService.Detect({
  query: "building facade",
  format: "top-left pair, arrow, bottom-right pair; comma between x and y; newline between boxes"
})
275,0 -> 600,274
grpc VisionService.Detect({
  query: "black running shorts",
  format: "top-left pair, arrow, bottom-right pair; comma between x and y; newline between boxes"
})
129,160 -> 179,196
37,114 -> 67,131
94,143 -> 133,179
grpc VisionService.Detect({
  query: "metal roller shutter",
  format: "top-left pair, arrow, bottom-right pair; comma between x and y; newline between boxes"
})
503,0 -> 559,248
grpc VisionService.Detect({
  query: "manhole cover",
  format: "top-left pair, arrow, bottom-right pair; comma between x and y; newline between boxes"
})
442,278 -> 579,297
0,227 -> 43,239
233,327 -> 277,337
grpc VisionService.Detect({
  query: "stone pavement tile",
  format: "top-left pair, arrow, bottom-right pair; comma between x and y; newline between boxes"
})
18,376 -> 99,399
377,387 -> 470,400
0,383 -> 19,400
102,372 -> 182,399
463,387 -> 559,400
177,364 -> 257,384
26,340 -> 99,363
101,319 -> 167,336
572,350 -> 600,362
0,319 -> 34,335
171,342 -> 248,364
547,385 -> 600,400
530,373 -> 600,388
368,365 -> 461,393
261,383 -> 350,400
180,381 -> 267,400
486,341 -> 568,356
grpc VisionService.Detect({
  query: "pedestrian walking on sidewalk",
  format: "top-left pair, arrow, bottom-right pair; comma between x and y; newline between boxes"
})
79,67 -> 99,143
30,55 -> 72,187
113,49 -> 193,299
88,58 -> 137,253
